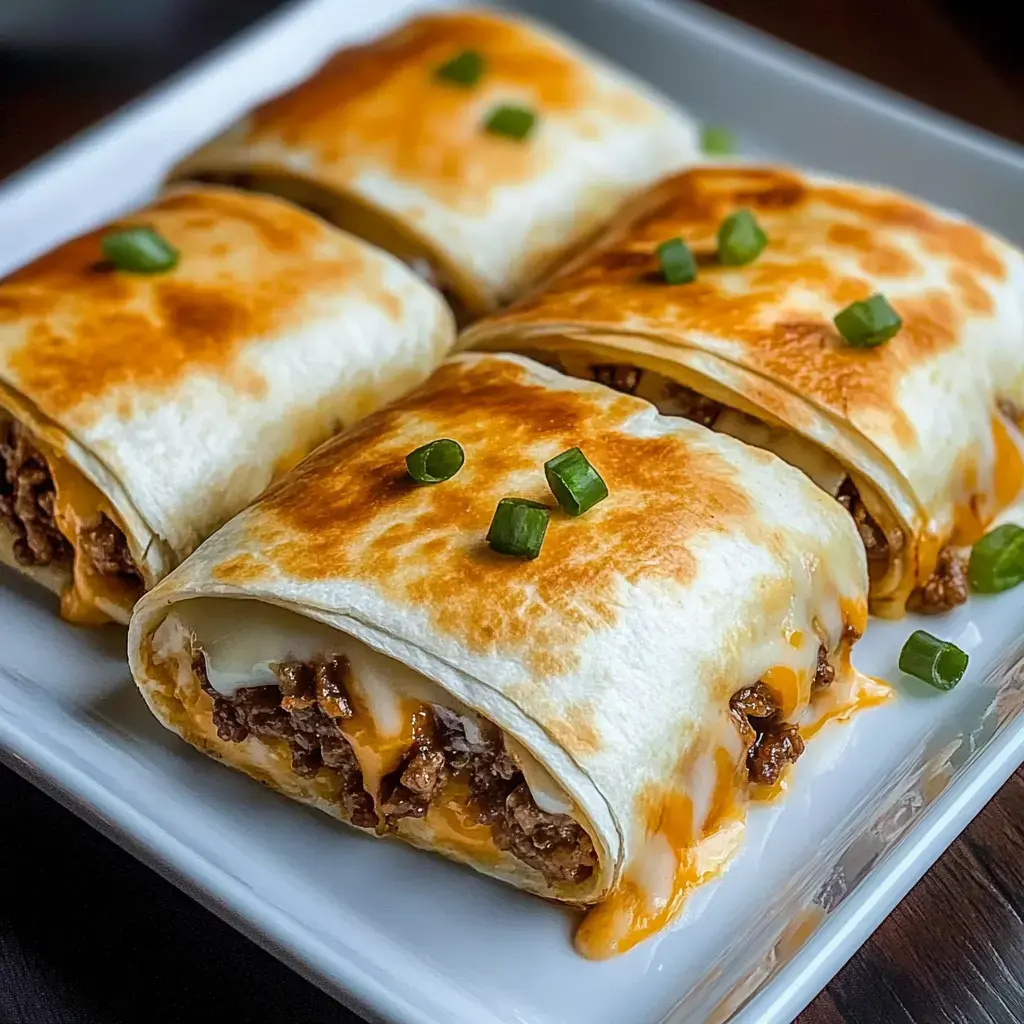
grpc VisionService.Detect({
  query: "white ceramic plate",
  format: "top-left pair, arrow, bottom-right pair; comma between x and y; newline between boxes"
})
2,2 -> 1024,1022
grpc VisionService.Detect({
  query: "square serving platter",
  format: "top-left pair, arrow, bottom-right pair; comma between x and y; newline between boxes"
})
2,1 -> 1024,1022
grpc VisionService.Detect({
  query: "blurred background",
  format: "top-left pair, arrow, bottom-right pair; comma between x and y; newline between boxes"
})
1,0 -> 1022,182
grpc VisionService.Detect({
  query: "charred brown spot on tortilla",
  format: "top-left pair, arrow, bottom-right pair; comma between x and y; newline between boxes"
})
0,420 -> 141,589
906,546 -> 969,615
246,358 -> 754,674
728,643 -> 833,785
0,189 -> 371,422
0,420 -> 71,567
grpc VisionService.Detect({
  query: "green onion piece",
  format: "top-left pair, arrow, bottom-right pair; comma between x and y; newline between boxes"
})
968,523 -> 1024,593
656,238 -> 697,285
435,50 -> 485,87
405,438 -> 465,484
716,209 -> 768,266
487,498 -> 549,559
101,227 -> 179,273
544,447 -> 608,517
833,293 -> 903,348
898,630 -> 968,691
701,124 -> 736,156
484,105 -> 537,141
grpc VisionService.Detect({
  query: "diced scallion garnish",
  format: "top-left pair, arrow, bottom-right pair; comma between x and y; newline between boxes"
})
487,498 -> 549,559
701,124 -> 736,156
544,447 -> 608,517
898,630 -> 968,691
484,105 -> 537,141
716,209 -> 768,266
405,438 -> 465,484
833,294 -> 903,348
968,523 -> 1024,593
656,238 -> 697,285
434,50 -> 485,87
101,227 -> 179,273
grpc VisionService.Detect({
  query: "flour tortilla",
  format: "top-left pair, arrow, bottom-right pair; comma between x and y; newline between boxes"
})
0,184 -> 454,622
129,352 -> 872,957
463,166 -> 1024,615
171,8 -> 701,319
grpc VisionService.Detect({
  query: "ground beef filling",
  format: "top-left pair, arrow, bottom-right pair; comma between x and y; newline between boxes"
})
78,515 -> 144,587
0,420 -> 142,590
197,654 -> 597,885
380,707 -> 598,886
728,642 -> 836,786
0,421 -> 71,567
195,652 -> 378,829
907,546 -> 969,614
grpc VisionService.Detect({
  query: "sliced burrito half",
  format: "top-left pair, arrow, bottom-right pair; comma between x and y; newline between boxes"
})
463,166 -> 1024,618
128,352 -> 881,958
0,185 -> 454,624
170,9 -> 701,322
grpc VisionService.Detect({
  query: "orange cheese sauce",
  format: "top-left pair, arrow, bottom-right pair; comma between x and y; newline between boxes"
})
34,437 -> 141,624
950,414 -> 1024,547
760,664 -> 803,720
340,699 -> 504,863
576,746 -> 745,959
422,776 -> 502,866
801,668 -> 891,743
338,695 -> 423,803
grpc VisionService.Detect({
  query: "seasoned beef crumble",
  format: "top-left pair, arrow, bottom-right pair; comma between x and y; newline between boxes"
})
729,642 -> 836,786
0,420 -> 141,587
836,477 -> 892,581
0,421 -> 70,567
906,546 -> 969,615
195,653 -> 377,829
200,654 -> 597,885
78,515 -> 143,587
591,363 -> 642,395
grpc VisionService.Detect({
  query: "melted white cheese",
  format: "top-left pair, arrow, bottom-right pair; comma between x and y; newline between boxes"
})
713,409 -> 847,497
161,597 -> 582,814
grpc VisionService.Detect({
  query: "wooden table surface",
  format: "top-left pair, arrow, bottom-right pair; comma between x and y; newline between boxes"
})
1,2 -> 1022,1022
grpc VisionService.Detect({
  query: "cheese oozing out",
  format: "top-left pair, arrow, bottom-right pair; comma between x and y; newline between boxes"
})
164,597 -> 576,819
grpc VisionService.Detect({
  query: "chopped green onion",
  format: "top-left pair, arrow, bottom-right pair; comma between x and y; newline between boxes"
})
544,447 -> 608,517
656,238 -> 697,285
435,50 -> 485,87
716,209 -> 768,266
701,124 -> 736,156
101,227 -> 179,273
968,523 -> 1024,593
898,630 -> 968,691
487,498 -> 549,559
484,105 -> 537,141
833,294 -> 903,348
405,438 -> 465,484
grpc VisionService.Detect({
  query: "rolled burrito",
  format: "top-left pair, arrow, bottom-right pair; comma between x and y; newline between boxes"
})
463,166 -> 1024,617
128,352 -> 880,958
170,9 -> 701,322
0,185 -> 454,624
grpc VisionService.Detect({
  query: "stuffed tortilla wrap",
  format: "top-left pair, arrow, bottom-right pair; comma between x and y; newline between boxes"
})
463,166 -> 1024,617
128,352 -> 880,958
171,9 -> 701,322
0,185 -> 454,624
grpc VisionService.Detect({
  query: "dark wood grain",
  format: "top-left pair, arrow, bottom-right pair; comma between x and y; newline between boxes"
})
1,2 -> 1022,1023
